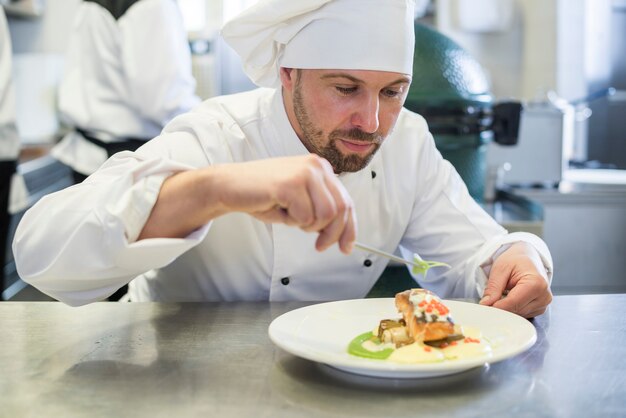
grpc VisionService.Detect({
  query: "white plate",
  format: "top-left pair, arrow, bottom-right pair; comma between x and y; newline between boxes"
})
268,298 -> 537,378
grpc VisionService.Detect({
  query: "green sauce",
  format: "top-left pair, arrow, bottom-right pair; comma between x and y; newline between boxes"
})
347,332 -> 395,360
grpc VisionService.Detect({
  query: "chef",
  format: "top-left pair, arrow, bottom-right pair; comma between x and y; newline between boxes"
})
13,0 -> 553,318
52,0 -> 200,184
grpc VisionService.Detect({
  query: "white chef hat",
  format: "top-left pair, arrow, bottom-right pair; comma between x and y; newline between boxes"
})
221,0 -> 416,88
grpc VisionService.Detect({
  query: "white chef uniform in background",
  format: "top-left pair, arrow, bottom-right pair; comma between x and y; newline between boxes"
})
52,0 -> 200,179
1,7 -> 28,301
13,0 -> 552,306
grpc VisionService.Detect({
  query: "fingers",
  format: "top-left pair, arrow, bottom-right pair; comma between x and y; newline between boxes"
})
315,193 -> 356,254
480,243 -> 552,318
485,268 -> 552,318
265,155 -> 356,253
313,159 -> 356,253
490,281 -> 533,316
338,206 -> 357,254
269,156 -> 334,228
479,260 -> 513,307
301,158 -> 341,233
493,280 -> 552,318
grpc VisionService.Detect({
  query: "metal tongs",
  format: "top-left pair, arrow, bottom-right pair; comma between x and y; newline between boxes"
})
354,242 -> 451,275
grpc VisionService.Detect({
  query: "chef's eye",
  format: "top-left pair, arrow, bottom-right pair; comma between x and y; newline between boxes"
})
336,86 -> 358,95
382,88 -> 402,98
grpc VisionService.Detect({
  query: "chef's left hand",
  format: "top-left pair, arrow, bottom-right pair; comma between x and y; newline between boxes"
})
479,242 -> 552,318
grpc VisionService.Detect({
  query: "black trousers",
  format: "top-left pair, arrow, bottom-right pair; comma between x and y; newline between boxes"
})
69,132 -> 147,301
0,161 -> 16,301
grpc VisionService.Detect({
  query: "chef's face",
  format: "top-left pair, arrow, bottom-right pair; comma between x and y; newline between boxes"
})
281,68 -> 411,173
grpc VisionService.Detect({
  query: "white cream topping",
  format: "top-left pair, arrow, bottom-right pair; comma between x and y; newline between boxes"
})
407,289 -> 453,323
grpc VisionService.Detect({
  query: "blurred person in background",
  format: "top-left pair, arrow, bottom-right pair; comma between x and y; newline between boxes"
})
51,0 -> 200,300
0,6 -> 27,301
53,0 -> 200,185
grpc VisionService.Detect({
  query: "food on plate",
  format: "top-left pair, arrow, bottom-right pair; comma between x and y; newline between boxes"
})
347,289 -> 492,363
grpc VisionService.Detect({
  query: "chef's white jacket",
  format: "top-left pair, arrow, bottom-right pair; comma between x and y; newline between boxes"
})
14,88 -> 553,306
52,0 -> 200,175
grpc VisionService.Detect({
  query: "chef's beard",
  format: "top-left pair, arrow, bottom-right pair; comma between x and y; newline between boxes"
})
293,76 -> 382,173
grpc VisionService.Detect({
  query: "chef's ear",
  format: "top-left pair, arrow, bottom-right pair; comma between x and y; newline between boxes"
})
279,67 -> 298,92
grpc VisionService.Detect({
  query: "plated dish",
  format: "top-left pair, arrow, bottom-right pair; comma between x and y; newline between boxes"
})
268,295 -> 537,378
347,289 -> 492,364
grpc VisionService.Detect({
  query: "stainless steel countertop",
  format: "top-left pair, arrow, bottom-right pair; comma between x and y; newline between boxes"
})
2,295 -> 626,417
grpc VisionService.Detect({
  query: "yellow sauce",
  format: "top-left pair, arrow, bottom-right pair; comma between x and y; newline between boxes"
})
441,339 -> 492,360
441,326 -> 492,360
388,343 -> 445,363
358,326 -> 492,364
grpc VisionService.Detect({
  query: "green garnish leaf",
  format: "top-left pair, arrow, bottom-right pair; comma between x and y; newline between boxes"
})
411,253 -> 451,277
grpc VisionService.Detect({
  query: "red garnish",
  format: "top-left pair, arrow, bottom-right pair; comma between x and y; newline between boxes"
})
418,298 -> 450,316
464,337 -> 480,344
424,346 -> 432,352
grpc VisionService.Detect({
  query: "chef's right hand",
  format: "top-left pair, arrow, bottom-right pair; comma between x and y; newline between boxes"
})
214,154 -> 357,254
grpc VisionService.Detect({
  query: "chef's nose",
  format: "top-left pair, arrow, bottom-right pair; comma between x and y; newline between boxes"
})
351,94 -> 380,133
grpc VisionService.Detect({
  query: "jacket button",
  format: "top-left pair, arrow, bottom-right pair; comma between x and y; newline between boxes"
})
371,171 -> 377,179
363,259 -> 372,267
281,277 -> 290,285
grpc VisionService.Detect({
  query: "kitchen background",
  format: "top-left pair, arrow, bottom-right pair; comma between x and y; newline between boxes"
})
2,0 -> 625,300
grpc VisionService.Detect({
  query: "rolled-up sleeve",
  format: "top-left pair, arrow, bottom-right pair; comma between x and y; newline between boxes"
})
12,136 -> 210,306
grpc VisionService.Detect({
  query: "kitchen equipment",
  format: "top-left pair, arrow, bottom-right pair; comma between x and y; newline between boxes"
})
404,23 -> 521,202
486,98 -> 575,189
486,88 -> 618,190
